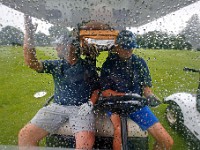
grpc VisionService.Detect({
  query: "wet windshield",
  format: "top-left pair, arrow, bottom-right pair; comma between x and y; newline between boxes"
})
0,0 -> 200,150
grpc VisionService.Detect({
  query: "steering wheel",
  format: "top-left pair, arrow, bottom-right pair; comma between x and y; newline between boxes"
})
95,95 -> 148,150
95,95 -> 148,116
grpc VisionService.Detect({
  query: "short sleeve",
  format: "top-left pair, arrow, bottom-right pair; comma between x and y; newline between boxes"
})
37,60 -> 64,74
100,58 -> 115,91
138,58 -> 152,87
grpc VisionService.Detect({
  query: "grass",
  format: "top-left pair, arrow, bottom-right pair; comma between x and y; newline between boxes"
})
0,46 -> 200,149
0,46 -> 55,145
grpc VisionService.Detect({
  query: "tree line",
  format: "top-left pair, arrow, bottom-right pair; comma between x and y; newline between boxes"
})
136,31 -> 192,50
0,26 -> 192,50
1,14 -> 200,50
0,25 -> 70,47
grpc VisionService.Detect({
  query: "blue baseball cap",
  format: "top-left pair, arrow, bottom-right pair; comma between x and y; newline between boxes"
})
116,30 -> 137,50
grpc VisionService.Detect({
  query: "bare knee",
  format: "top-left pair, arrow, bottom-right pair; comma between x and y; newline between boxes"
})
164,136 -> 174,149
157,131 -> 174,149
154,138 -> 174,150
18,123 -> 48,146
18,125 -> 31,145
148,122 -> 174,150
75,131 -> 95,149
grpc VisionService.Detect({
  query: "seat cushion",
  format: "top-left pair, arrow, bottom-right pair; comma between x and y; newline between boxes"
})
57,110 -> 148,137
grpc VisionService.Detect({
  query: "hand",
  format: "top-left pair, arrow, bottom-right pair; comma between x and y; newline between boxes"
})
24,15 -> 38,36
24,15 -> 38,49
78,101 -> 94,116
146,94 -> 161,107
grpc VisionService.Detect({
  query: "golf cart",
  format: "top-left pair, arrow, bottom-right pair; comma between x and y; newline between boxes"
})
164,67 -> 200,148
45,22 -> 149,150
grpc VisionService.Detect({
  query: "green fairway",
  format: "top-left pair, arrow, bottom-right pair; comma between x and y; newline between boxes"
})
0,46 -> 199,149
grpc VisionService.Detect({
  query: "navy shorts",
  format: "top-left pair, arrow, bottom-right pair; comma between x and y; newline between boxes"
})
108,106 -> 158,131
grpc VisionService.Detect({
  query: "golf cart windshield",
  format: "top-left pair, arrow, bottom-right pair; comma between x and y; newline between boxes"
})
1,0 -> 200,149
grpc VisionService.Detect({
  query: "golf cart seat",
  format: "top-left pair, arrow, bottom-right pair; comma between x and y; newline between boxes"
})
56,109 -> 148,138
46,109 -> 148,149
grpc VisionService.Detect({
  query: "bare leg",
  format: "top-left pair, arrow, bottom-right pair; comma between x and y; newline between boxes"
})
148,122 -> 174,150
18,123 -> 49,149
75,131 -> 95,150
110,114 -> 122,150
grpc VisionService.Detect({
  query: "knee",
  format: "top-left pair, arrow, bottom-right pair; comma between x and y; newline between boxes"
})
18,126 -> 29,146
75,131 -> 95,149
156,137 -> 174,150
18,126 -> 28,140
18,124 -> 38,145
165,137 -> 174,149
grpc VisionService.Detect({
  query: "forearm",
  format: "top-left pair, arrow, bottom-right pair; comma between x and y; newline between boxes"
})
23,47 -> 42,71
23,35 -> 42,71
101,89 -> 125,97
90,89 -> 100,105
23,15 -> 42,71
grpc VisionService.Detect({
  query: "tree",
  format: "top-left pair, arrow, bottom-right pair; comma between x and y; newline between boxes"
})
137,30 -> 192,50
35,32 -> 51,46
138,31 -> 170,49
48,25 -> 70,39
0,26 -> 24,45
181,14 -> 200,50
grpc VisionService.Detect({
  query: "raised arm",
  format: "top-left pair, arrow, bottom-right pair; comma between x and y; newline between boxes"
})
23,15 -> 43,72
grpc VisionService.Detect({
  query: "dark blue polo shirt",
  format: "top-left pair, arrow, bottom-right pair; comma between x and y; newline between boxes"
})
100,53 -> 152,95
39,59 -> 99,106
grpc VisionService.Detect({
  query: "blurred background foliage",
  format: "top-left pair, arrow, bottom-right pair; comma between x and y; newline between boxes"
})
1,14 -> 200,51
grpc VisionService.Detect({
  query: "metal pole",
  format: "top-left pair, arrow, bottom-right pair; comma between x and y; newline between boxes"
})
121,116 -> 128,150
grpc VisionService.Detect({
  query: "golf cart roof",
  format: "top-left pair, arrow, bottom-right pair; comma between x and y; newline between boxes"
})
0,0 -> 199,28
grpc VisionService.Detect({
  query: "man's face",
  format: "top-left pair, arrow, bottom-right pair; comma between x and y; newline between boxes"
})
55,43 -> 77,60
65,44 -> 77,61
115,46 -> 133,60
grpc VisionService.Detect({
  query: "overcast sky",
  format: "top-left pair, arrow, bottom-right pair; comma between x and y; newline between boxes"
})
130,1 -> 200,35
0,4 -> 53,35
0,1 -> 200,35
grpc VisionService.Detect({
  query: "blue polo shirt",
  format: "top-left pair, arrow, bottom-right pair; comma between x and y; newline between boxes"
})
100,53 -> 152,95
39,59 -> 99,106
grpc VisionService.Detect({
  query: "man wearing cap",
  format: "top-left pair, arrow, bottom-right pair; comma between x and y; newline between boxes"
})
100,30 -> 173,150
18,15 -> 100,150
